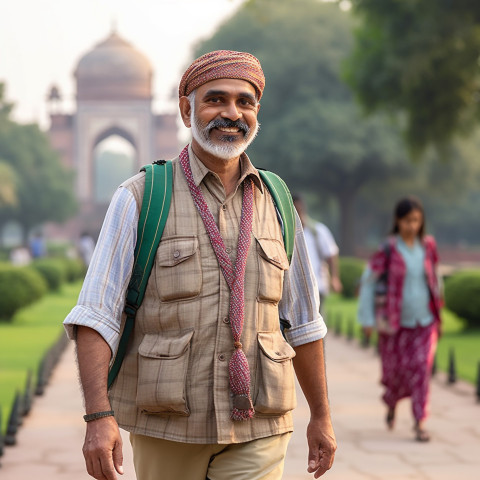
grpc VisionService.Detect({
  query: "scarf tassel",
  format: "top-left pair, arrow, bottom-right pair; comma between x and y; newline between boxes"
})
229,348 -> 254,420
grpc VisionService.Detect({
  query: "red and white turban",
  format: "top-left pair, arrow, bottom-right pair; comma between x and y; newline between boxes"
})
179,50 -> 265,100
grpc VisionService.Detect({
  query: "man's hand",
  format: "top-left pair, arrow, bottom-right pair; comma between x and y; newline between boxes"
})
330,275 -> 343,294
293,339 -> 336,477
83,416 -> 124,480
306,416 -> 336,478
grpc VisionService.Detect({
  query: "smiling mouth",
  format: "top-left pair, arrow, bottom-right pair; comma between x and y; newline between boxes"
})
215,127 -> 242,133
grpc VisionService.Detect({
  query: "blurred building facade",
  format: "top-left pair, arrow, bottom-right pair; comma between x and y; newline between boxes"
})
47,30 -> 178,238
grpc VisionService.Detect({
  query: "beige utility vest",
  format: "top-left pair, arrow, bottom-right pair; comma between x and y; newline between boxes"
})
109,156 -> 297,444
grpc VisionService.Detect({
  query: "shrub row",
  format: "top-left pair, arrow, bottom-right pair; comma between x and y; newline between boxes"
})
444,270 -> 480,328
339,257 -> 365,298
0,258 -> 86,321
0,263 -> 47,321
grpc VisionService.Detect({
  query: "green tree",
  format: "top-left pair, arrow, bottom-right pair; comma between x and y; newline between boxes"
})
194,0 -> 410,254
356,140 -> 480,245
0,83 -> 77,242
0,161 -> 17,209
345,0 -> 480,157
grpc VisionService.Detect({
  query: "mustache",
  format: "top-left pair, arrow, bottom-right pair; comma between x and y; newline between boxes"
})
206,118 -> 250,135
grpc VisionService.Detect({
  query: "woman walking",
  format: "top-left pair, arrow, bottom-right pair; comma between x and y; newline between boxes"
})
358,197 -> 442,442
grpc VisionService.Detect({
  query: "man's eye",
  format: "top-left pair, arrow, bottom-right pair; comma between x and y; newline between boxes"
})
209,97 -> 221,103
240,98 -> 255,107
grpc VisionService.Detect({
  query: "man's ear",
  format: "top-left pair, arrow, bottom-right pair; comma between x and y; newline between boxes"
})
179,96 -> 192,128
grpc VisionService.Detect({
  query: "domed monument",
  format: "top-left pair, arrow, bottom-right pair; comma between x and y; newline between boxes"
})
48,30 -> 178,237
75,31 -> 153,101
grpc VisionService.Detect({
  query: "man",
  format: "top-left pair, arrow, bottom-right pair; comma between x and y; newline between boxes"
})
292,195 -> 342,312
64,50 -> 336,480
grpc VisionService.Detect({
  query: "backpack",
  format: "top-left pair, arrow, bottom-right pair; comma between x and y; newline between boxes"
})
108,160 -> 296,389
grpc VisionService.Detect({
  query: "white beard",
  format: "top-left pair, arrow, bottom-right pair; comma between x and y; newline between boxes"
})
189,97 -> 260,161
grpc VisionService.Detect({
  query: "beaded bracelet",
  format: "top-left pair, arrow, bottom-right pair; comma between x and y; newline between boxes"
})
83,410 -> 115,422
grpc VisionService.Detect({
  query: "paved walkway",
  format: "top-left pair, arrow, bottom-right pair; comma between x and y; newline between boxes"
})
1,335 -> 479,479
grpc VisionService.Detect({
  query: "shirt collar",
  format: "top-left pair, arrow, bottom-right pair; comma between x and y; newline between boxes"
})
187,144 -> 264,194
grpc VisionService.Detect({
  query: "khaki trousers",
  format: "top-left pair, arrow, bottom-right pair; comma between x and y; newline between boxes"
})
130,432 -> 292,480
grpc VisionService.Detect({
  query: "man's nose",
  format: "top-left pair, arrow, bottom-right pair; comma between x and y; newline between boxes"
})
220,101 -> 242,121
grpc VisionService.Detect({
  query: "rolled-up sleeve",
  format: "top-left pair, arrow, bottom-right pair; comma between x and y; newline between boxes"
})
278,211 -> 327,347
63,187 -> 138,355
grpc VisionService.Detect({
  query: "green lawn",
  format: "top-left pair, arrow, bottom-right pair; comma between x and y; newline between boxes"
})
0,281 -> 81,432
324,294 -> 480,384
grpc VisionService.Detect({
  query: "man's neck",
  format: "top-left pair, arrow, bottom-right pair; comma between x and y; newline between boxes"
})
191,140 -> 242,197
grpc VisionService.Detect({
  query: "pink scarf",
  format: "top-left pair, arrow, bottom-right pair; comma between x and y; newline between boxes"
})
179,146 -> 255,420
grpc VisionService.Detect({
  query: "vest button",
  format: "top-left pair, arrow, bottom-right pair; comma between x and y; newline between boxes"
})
173,250 -> 180,258
226,247 -> 231,254
218,354 -> 226,361
222,204 -> 227,211
223,317 -> 230,324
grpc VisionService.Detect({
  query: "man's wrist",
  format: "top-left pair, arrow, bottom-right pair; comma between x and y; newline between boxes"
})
83,410 -> 115,422
310,408 -> 333,422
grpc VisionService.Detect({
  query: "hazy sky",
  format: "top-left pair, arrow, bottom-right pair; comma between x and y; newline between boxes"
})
0,0 -> 244,128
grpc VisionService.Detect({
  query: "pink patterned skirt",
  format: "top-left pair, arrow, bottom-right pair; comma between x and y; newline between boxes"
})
379,323 -> 438,421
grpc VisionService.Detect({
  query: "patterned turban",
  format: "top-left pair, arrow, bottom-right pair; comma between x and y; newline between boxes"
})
179,50 -> 265,100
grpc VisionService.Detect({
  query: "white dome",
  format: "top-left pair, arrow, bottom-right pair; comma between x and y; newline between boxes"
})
75,31 -> 153,101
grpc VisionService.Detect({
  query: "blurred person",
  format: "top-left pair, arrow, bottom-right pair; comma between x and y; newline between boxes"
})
293,195 -> 342,313
64,50 -> 336,480
78,232 -> 95,267
10,245 -> 31,266
29,231 -> 46,258
357,196 -> 442,442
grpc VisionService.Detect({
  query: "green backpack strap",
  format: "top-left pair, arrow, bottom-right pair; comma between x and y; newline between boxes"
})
258,170 -> 296,264
107,160 -> 173,389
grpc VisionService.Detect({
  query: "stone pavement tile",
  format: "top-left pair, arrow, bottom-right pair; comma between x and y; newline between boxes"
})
319,459 -> 376,480
336,447 -> 425,477
417,462 -> 480,480
0,464 -> 64,479
396,448 -> 458,466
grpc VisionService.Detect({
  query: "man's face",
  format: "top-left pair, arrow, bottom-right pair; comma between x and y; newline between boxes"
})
181,78 -> 261,161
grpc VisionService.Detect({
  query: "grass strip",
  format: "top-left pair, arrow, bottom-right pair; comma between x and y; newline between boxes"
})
0,281 -> 81,432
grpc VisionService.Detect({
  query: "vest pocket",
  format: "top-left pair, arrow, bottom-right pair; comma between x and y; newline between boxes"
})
254,331 -> 297,415
155,236 -> 202,302
136,329 -> 194,416
256,237 -> 289,304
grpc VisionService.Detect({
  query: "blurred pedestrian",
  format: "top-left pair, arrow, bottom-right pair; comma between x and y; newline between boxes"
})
10,245 -> 31,266
78,232 -> 95,267
293,195 -> 342,313
357,196 -> 442,442
30,231 -> 46,258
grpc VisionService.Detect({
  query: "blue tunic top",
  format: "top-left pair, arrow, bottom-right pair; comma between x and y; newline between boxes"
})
358,236 -> 433,328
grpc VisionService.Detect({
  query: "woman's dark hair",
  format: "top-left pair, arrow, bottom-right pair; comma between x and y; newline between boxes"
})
390,196 -> 425,238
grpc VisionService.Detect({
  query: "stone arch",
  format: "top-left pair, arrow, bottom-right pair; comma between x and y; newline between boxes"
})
92,126 -> 137,151
92,126 -> 137,204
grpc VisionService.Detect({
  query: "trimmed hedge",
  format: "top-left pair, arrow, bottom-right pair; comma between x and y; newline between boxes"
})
0,263 -> 48,321
61,257 -> 87,283
445,270 -> 480,328
339,257 -> 365,298
30,258 -> 67,291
